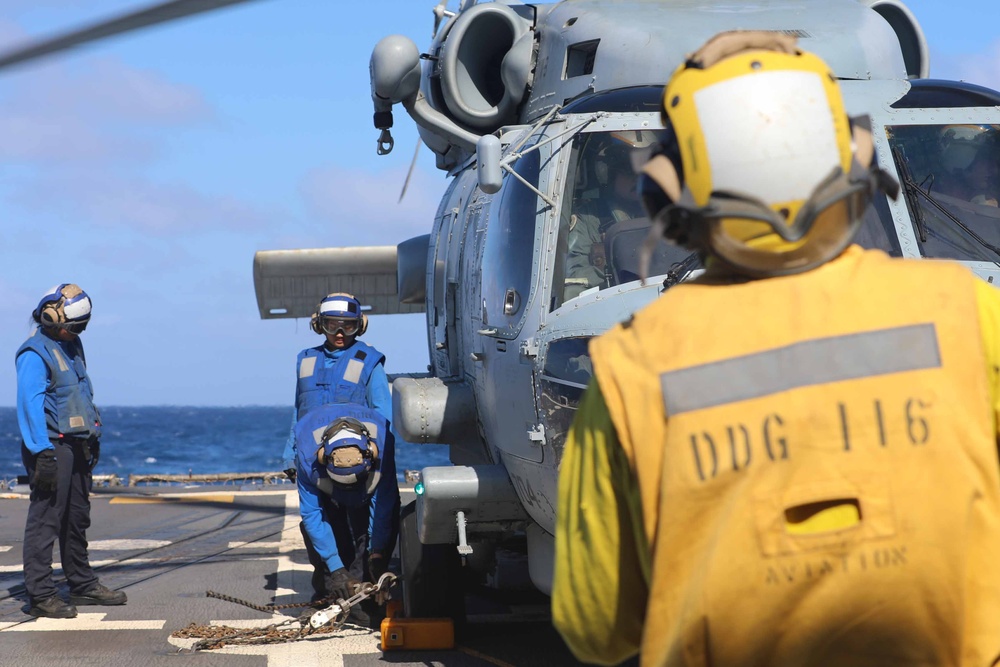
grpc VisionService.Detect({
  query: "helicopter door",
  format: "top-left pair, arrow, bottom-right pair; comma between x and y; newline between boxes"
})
476,144 -> 548,464
430,175 -> 477,379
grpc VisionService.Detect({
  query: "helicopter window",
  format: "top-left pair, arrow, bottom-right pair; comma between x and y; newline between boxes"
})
890,80 -> 1000,110
481,146 -> 542,329
887,123 -> 1000,263
560,86 -> 664,114
539,337 -> 592,456
565,39 -> 599,79
551,130 -> 696,310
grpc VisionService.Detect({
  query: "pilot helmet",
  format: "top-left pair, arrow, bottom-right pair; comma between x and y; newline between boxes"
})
310,292 -> 368,337
317,416 -> 380,494
638,31 -> 898,278
939,124 -> 997,173
33,283 -> 92,334
594,141 -> 637,187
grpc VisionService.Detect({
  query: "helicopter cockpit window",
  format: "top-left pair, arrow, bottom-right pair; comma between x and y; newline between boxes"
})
539,337 -> 592,458
482,146 -> 542,329
887,123 -> 1000,262
551,130 -> 696,310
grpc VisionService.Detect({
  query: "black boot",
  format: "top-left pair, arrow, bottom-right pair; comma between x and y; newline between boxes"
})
69,583 -> 127,606
28,596 -> 78,619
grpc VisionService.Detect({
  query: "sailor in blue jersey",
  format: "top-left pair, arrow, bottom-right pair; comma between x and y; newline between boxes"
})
15,284 -> 127,619
283,293 -> 400,618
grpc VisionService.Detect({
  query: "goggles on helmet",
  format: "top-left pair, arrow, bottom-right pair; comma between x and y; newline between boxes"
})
319,317 -> 361,337
61,319 -> 90,335
653,159 -> 890,277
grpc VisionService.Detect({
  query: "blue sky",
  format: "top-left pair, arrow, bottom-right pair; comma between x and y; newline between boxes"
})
0,0 -> 997,407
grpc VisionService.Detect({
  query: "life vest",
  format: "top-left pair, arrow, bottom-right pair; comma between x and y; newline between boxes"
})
295,340 -> 384,419
590,246 -> 1000,666
294,401 -> 388,504
16,329 -> 101,442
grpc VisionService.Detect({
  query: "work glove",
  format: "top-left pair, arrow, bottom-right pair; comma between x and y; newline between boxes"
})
368,552 -> 388,582
82,440 -> 100,472
32,449 -> 58,494
283,467 -> 296,482
324,567 -> 360,602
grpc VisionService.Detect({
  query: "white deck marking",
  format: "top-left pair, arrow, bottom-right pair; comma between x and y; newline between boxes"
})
0,546 -> 11,553
0,557 -> 160,574
88,539 -> 171,550
227,541 -> 282,549
0,612 -> 164,631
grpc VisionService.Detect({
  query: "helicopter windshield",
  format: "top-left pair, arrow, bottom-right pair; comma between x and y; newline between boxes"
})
887,123 -> 1000,262
551,129 -> 696,309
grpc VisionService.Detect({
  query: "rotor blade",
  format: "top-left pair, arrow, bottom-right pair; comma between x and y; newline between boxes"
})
398,138 -> 423,204
0,0 -> 268,72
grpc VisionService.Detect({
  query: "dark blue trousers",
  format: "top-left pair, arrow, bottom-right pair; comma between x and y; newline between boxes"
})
21,440 -> 99,602
300,497 -> 371,597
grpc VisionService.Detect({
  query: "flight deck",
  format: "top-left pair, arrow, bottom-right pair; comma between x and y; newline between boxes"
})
0,483 -> 592,667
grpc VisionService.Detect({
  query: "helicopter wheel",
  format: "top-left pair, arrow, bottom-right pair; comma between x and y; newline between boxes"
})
399,500 -> 466,625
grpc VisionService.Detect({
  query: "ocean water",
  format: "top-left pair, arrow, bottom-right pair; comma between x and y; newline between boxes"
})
0,406 -> 451,484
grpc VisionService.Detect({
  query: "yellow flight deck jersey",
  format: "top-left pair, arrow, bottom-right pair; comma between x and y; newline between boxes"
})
553,246 -> 1000,667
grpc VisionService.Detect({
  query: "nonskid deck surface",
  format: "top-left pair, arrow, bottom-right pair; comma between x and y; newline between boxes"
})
0,484 -> 587,667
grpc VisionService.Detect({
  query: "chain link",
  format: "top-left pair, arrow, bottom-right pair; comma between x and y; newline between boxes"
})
172,573 -> 398,651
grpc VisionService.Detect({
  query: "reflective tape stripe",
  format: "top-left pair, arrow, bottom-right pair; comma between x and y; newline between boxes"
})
343,359 -> 364,384
50,346 -> 69,372
299,356 -> 317,379
661,323 -> 941,416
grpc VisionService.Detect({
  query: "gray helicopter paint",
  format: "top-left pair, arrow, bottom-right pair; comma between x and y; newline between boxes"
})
526,0 -> 909,121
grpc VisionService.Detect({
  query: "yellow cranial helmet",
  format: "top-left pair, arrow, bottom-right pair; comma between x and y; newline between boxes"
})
640,31 -> 898,278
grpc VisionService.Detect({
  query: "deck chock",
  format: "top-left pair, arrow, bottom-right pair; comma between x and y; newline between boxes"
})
380,616 -> 455,651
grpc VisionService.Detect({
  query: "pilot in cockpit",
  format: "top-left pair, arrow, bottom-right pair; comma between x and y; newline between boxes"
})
564,142 -> 644,300
934,124 -> 1000,207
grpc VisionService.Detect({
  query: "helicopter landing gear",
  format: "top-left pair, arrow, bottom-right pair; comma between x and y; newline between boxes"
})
400,501 -> 466,625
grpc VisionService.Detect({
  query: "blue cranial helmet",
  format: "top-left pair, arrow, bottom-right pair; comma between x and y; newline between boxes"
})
310,292 -> 368,336
34,284 -> 92,334
317,417 -> 380,493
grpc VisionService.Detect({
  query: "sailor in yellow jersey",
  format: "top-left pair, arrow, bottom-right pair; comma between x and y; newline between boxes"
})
552,31 -> 1000,666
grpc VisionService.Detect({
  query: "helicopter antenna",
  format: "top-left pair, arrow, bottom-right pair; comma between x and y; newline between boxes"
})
399,138 -> 424,203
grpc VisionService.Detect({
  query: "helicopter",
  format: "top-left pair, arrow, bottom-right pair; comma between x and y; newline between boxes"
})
5,0 -> 1000,623
252,0 -> 1000,619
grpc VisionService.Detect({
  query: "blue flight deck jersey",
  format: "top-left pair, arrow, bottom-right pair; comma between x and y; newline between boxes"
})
282,342 -> 393,469
294,403 -> 399,573
16,350 -> 53,454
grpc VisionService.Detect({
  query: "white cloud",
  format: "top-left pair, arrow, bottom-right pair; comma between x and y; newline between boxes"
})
0,114 -> 153,162
0,57 -> 210,164
16,58 -> 211,123
299,164 -> 441,245
9,171 -> 282,235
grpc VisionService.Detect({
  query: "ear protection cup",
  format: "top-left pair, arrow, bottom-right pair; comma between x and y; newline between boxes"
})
39,302 -> 64,326
310,312 -> 322,335
34,283 -> 71,327
358,313 -> 368,337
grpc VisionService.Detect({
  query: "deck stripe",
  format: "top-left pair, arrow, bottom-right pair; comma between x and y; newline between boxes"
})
110,493 -> 235,504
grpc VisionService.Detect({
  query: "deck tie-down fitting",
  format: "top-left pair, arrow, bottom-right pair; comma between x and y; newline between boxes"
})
455,510 -> 473,557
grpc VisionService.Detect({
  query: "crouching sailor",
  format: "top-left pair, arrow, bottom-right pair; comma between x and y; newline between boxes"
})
295,403 -> 399,626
